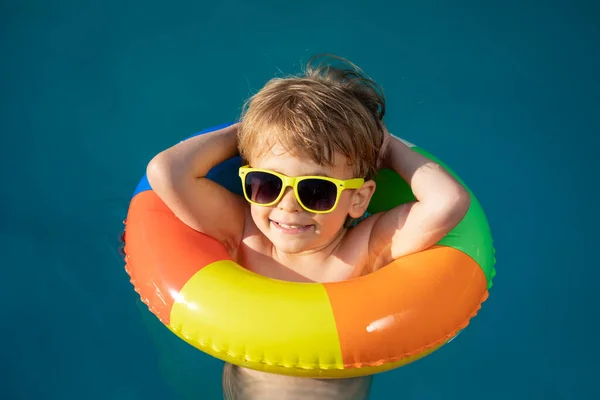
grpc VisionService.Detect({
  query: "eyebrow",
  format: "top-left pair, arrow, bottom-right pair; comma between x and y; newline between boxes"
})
290,170 -> 335,178
254,165 -> 335,178
307,171 -> 334,178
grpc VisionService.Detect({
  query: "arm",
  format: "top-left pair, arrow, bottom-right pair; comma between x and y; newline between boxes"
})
146,123 -> 247,252
368,129 -> 471,269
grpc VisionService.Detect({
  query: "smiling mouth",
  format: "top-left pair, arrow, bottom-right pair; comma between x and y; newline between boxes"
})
271,220 -> 313,232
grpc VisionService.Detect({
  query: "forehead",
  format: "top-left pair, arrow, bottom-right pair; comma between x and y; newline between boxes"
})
249,142 -> 354,179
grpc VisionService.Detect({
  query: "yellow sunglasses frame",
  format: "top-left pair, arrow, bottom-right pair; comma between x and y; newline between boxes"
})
238,166 -> 365,214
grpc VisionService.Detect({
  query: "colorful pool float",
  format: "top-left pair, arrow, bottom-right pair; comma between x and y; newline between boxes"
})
123,123 -> 496,378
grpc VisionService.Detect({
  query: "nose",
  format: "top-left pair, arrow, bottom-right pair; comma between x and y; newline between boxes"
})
277,187 -> 301,212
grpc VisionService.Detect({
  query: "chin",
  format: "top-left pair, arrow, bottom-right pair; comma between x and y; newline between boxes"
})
269,235 -> 314,254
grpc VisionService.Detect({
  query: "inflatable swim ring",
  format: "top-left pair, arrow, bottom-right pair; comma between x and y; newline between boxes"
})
123,123 -> 495,378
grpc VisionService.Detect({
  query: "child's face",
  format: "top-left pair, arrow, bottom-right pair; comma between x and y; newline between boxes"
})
247,141 -> 374,255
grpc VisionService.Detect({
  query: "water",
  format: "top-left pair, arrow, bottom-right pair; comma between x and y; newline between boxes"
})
1,0 -> 598,398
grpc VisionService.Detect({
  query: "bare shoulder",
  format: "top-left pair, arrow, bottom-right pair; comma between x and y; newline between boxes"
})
240,207 -> 264,247
338,214 -> 382,276
342,205 -> 414,274
237,208 -> 272,265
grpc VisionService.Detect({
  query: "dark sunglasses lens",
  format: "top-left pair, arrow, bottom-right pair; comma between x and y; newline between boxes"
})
245,172 -> 282,204
297,179 -> 337,211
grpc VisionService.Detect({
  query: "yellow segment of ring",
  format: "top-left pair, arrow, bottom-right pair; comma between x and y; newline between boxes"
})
169,260 -> 344,373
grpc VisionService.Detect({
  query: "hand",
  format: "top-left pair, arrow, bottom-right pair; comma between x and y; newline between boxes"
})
376,123 -> 392,170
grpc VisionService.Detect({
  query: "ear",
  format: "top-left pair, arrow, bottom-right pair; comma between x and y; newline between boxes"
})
348,180 -> 376,218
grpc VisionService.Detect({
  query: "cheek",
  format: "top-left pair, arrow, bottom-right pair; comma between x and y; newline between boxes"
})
335,192 -> 356,214
313,207 -> 349,231
250,205 -> 271,223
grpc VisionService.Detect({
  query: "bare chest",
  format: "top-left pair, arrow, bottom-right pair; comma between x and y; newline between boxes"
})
237,233 -> 368,283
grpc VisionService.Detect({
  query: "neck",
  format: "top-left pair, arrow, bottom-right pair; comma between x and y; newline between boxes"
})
271,227 -> 347,271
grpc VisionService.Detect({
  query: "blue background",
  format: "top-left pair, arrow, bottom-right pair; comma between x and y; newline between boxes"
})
1,0 -> 598,399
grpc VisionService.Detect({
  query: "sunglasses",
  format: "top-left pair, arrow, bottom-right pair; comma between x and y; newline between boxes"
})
238,166 -> 364,214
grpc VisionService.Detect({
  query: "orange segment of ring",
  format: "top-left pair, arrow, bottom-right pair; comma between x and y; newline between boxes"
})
124,191 -> 232,324
323,246 -> 488,368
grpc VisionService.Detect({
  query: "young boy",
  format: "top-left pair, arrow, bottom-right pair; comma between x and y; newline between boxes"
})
147,55 -> 470,400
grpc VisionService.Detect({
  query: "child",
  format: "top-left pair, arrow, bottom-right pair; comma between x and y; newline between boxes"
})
147,54 -> 470,400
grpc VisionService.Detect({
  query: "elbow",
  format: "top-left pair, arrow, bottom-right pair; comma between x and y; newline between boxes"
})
415,165 -> 472,220
441,184 -> 471,221
146,152 -> 175,191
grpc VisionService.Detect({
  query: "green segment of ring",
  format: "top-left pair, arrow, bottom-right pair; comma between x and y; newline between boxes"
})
367,146 -> 496,288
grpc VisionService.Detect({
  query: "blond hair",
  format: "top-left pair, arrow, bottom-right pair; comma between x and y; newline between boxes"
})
238,54 -> 386,180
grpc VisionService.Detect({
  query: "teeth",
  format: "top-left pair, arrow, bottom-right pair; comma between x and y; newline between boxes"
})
277,222 -> 305,229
